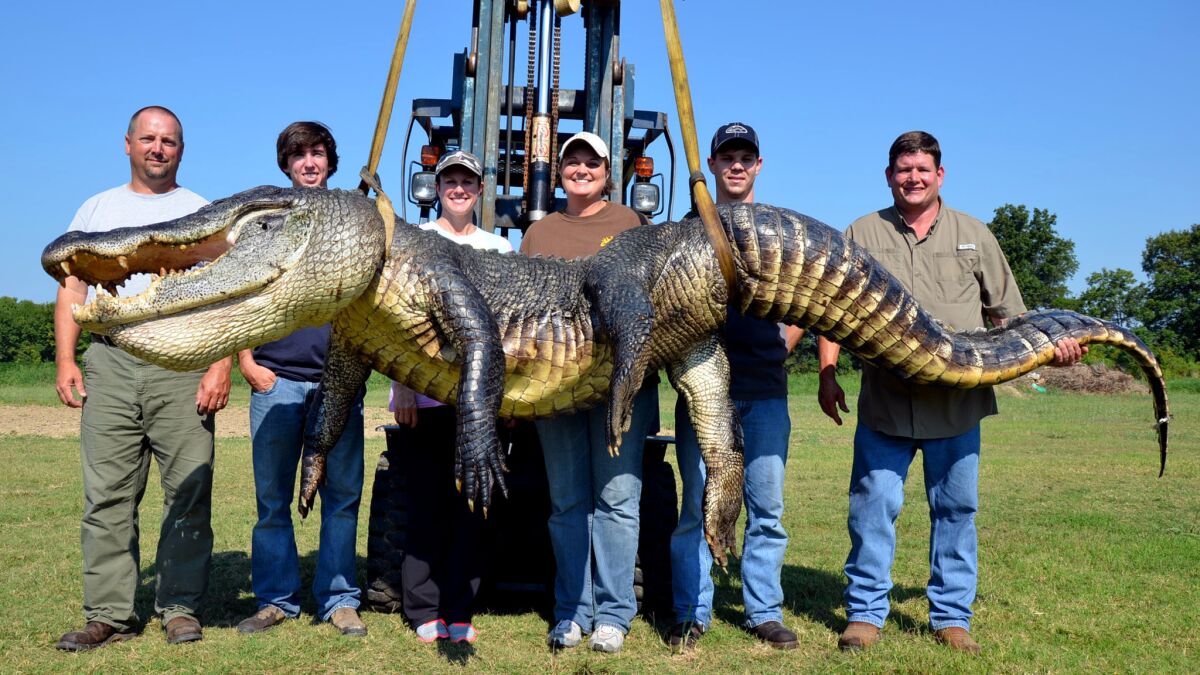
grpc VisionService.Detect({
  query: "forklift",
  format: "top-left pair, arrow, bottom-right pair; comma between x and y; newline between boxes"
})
366,0 -> 680,618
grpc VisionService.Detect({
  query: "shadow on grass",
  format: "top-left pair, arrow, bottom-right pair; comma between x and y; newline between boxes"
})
136,550 -> 253,630
436,640 -> 475,665
708,560 -> 924,636
138,550 -> 419,629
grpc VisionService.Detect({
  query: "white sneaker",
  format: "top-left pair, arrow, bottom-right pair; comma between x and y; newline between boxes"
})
589,623 -> 625,653
547,619 -> 582,649
448,622 -> 478,644
415,618 -> 448,643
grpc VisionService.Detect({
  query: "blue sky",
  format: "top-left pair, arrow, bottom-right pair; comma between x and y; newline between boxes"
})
4,1 -> 1197,302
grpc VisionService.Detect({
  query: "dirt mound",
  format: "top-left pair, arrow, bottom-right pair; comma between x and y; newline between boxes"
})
1018,363 -> 1146,395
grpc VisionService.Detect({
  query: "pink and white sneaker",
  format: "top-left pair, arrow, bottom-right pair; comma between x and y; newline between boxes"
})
415,618 -> 449,643
448,622 -> 478,644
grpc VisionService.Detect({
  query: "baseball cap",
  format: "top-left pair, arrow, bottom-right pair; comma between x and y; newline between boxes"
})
559,131 -> 610,161
710,122 -> 759,156
435,150 -> 483,178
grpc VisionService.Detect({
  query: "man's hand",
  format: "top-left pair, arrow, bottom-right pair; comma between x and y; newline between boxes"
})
55,360 -> 86,408
196,357 -> 233,415
818,368 -> 849,426
53,278 -> 88,408
816,336 -> 849,425
1050,337 -> 1087,367
237,350 -> 277,393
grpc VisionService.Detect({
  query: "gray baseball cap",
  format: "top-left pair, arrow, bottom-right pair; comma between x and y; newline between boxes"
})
435,150 -> 483,178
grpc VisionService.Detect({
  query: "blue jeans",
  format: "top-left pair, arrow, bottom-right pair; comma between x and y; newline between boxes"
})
844,422 -> 980,631
249,376 -> 365,621
536,385 -> 657,634
671,397 -> 790,628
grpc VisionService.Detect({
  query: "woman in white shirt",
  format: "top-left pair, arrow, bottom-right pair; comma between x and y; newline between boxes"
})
388,150 -> 511,645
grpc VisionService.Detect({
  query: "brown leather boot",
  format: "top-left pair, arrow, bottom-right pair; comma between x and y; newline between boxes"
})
837,622 -> 881,651
163,616 -> 203,644
330,607 -> 367,637
749,621 -> 799,650
934,627 -> 981,654
237,605 -> 287,634
55,622 -> 135,651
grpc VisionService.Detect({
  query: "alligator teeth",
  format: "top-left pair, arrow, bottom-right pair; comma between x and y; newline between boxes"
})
61,261 -> 72,276
95,284 -> 108,297
117,255 -> 129,271
160,267 -> 168,277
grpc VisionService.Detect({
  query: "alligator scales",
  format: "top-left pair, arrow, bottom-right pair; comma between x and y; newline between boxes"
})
42,187 -> 1170,564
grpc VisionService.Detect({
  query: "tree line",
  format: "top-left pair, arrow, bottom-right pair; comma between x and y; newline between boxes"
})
5,211 -> 1197,376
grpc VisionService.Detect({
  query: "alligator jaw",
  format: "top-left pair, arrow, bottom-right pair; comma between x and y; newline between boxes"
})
72,257 -> 283,333
50,231 -> 231,288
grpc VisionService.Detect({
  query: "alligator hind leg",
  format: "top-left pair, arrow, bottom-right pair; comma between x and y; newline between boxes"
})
585,271 -> 655,456
666,335 -> 744,569
299,335 -> 372,517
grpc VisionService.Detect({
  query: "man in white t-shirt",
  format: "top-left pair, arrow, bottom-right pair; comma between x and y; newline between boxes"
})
53,106 -> 232,651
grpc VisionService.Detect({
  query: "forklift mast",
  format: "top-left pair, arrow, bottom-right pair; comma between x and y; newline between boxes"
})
401,0 -> 674,233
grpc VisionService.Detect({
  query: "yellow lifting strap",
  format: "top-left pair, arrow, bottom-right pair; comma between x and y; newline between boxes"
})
658,0 -> 738,294
359,0 -> 419,257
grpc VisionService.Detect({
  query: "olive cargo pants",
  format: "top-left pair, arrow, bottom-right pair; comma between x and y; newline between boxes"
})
79,342 -> 214,631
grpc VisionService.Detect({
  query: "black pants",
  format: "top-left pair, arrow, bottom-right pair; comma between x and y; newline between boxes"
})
399,405 -> 486,625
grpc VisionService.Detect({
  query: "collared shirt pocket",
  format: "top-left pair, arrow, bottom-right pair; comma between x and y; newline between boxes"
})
933,250 -> 980,304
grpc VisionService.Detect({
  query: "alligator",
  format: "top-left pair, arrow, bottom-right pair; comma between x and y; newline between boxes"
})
42,186 -> 1170,564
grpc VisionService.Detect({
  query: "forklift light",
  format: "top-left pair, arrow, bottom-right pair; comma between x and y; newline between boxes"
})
634,156 -> 654,178
420,145 -> 443,168
631,182 -> 660,215
410,170 -> 438,203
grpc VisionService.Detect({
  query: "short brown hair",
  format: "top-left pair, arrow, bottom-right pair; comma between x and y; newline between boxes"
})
276,121 -> 338,177
888,130 -> 941,169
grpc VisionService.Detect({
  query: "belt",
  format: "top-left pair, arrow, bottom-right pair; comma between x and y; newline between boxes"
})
90,333 -> 115,347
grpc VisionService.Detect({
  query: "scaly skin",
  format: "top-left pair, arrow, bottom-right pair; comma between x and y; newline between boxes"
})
43,188 -> 1170,565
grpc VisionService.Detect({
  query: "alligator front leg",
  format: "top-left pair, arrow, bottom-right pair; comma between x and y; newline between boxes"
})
428,268 -> 509,511
666,335 -> 744,569
586,268 -> 654,457
298,335 -> 372,517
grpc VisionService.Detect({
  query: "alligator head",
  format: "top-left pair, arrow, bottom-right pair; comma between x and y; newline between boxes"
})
42,186 -> 386,369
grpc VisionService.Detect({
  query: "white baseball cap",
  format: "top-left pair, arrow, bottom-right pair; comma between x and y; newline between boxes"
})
559,131 -> 610,161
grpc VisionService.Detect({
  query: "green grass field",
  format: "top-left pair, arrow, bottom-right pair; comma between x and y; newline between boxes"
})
0,371 -> 1196,673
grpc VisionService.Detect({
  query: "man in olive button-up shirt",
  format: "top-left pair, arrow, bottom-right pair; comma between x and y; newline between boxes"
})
817,131 -> 1083,654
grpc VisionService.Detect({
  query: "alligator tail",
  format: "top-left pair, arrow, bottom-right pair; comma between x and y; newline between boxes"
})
720,203 -> 1169,475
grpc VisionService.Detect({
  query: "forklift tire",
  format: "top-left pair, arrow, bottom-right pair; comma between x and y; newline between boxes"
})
365,441 -> 408,613
634,438 -> 678,618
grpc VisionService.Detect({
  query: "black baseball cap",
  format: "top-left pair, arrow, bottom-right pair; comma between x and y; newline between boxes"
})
710,122 -> 760,156
435,150 -> 483,178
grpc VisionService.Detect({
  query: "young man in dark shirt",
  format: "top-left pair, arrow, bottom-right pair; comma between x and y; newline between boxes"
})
669,123 -> 804,650
235,122 -> 368,638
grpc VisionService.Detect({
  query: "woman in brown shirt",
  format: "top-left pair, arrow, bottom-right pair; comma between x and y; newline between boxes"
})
520,132 -> 654,654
